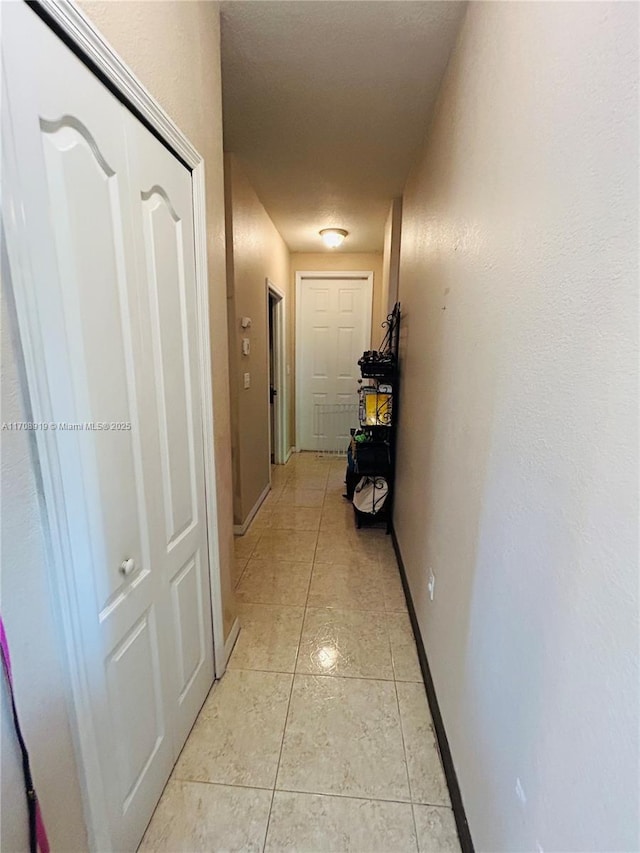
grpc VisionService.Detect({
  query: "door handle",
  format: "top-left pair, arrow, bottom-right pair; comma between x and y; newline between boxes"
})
120,557 -> 136,576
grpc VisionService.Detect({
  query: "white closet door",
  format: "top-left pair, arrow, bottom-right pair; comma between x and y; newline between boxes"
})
124,111 -> 214,752
297,275 -> 373,450
2,3 -> 213,850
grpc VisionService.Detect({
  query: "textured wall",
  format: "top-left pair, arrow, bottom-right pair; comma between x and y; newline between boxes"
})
225,155 -> 292,524
394,3 -> 639,851
381,199 -> 402,317
79,0 -> 236,639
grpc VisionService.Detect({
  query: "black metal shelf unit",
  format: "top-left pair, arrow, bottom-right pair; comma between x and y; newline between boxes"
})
349,303 -> 401,532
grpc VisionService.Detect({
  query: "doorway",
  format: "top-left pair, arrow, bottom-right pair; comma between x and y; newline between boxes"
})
295,271 -> 373,451
266,279 -> 287,465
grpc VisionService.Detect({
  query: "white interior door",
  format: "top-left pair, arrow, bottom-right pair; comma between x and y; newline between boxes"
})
2,4 -> 214,850
296,273 -> 373,450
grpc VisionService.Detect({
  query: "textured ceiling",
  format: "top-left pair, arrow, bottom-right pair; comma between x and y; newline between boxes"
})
221,1 -> 467,252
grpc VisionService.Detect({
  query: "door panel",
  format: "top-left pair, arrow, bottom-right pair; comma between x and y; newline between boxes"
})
297,276 -> 373,450
337,326 -> 356,377
40,118 -> 147,608
106,608 -> 165,809
125,110 -> 214,752
171,554 -> 207,698
140,190 -> 197,548
312,326 -> 331,378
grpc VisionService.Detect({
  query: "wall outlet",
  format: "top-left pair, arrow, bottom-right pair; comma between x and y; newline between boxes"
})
428,569 -> 436,601
243,372 -> 251,389
515,777 -> 526,806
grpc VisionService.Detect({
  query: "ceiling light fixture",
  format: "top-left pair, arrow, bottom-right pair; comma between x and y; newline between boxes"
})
320,228 -> 348,249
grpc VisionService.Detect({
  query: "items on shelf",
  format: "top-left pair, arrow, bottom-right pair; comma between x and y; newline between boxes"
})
345,302 -> 401,532
357,350 -> 397,378
359,385 -> 393,426
353,476 -> 389,515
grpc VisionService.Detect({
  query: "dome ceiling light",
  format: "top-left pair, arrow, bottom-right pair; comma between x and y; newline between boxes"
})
320,228 -> 348,249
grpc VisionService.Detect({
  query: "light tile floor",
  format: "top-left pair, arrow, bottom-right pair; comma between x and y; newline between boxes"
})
140,453 -> 461,852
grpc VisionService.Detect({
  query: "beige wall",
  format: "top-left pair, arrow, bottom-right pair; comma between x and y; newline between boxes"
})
381,198 -> 402,318
225,155 -> 292,525
394,3 -> 639,851
79,0 -> 236,640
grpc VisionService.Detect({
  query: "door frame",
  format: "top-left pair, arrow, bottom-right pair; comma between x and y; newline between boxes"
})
266,278 -> 287,466
1,1 -> 226,848
295,270 -> 374,450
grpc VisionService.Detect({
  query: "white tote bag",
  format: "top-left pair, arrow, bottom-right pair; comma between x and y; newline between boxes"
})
353,476 -> 389,515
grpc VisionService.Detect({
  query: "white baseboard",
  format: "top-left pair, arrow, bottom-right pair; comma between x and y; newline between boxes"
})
219,617 -> 240,676
285,446 -> 295,463
232,481 -> 271,535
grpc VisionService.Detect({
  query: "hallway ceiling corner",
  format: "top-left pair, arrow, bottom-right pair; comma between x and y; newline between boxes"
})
220,0 -> 467,253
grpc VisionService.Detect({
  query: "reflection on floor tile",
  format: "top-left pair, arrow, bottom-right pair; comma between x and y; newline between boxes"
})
414,804 -> 461,852
265,791 -> 418,852
228,603 -> 304,672
174,669 -> 292,789
154,454 -> 459,853
277,674 -> 410,801
297,607 -> 394,679
397,682 -> 451,807
139,780 -> 272,852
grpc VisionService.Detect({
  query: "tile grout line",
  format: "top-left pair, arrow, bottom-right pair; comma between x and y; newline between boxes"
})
224,665 -> 420,683
169,775 -> 273,793
293,478 -> 325,676
393,662 -> 421,852
261,626 -> 298,850
261,454 -> 316,852
268,785 -> 454,810
168,771 -> 457,811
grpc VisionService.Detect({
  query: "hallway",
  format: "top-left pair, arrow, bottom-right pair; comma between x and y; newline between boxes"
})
139,452 -> 460,852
